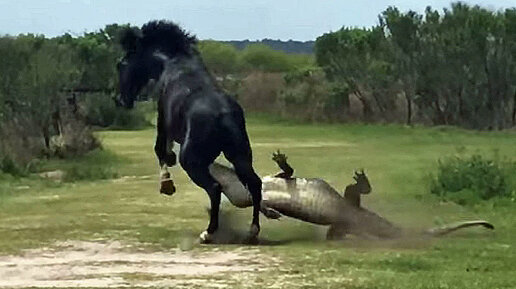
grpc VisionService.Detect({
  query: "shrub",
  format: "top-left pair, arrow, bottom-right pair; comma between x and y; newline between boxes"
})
51,116 -> 101,158
237,72 -> 285,113
0,156 -> 25,177
198,40 -> 240,75
240,44 -> 295,72
0,98 -> 103,176
81,93 -> 152,129
279,68 -> 354,121
63,165 -> 118,182
430,153 -> 516,205
0,117 -> 46,175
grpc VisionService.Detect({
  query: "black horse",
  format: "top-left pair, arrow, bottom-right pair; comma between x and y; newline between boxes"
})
116,21 -> 262,243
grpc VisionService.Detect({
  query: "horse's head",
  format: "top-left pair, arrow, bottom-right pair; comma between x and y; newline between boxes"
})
353,169 -> 371,195
116,51 -> 164,109
115,21 -> 197,109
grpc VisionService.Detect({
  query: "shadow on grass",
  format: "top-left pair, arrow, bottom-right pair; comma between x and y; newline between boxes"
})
203,208 -> 319,246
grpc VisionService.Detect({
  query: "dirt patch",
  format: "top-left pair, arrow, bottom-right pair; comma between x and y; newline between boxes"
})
0,240 -> 276,288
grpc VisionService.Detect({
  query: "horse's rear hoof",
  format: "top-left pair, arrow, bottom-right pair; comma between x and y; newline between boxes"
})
250,224 -> 260,236
160,179 -> 176,196
243,235 -> 259,245
244,224 -> 260,244
199,231 -> 214,244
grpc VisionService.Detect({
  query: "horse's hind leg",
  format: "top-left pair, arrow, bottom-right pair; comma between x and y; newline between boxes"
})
179,148 -> 222,244
224,153 -> 262,243
155,108 -> 177,195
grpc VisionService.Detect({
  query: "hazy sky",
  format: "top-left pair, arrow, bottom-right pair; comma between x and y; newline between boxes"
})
1,0 -> 515,40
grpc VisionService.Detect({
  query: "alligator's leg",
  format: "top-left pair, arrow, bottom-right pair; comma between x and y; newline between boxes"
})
326,223 -> 349,240
262,150 -> 292,218
260,204 -> 282,219
272,150 -> 294,179
344,186 -> 361,207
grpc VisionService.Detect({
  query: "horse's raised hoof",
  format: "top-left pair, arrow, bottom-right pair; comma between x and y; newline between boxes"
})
160,179 -> 176,196
199,231 -> 214,244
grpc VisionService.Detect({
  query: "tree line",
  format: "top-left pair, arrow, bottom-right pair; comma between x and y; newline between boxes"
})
223,39 -> 314,54
316,3 -> 516,129
0,23 -> 313,173
2,2 -> 516,174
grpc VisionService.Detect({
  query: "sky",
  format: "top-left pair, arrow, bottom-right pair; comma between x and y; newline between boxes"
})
1,0 -> 515,41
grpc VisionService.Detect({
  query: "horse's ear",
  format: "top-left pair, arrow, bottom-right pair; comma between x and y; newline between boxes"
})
119,27 -> 142,52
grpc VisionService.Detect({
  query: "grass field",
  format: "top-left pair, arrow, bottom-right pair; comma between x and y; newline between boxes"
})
0,115 -> 515,288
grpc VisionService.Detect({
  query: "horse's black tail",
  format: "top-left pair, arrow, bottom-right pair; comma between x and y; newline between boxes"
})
424,220 -> 494,236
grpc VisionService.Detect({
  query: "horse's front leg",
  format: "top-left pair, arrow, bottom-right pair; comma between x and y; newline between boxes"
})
155,113 -> 177,195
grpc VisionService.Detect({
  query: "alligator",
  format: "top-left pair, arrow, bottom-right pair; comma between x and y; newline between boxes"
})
209,151 -> 494,240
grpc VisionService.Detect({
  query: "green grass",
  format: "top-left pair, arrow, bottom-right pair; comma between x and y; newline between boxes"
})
0,117 -> 515,288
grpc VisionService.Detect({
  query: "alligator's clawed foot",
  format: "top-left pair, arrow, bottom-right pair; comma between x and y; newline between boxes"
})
272,150 -> 288,165
199,231 -> 214,244
261,207 -> 282,219
159,172 -> 176,196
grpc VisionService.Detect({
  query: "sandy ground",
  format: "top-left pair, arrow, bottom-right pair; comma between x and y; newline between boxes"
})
0,240 -> 276,288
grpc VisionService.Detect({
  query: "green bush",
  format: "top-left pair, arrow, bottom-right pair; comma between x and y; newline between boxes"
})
240,44 -> 296,72
430,154 -> 516,205
198,40 -> 240,75
0,156 -> 25,177
81,93 -> 152,129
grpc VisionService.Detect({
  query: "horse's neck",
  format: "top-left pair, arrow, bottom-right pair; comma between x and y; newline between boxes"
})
162,54 -> 214,89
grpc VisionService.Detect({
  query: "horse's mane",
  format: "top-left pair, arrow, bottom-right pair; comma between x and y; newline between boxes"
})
120,20 -> 197,56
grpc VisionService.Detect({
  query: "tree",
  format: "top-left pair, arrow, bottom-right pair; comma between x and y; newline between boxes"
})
198,40 -> 239,75
240,44 -> 295,72
380,7 -> 422,125
315,27 -> 396,121
315,2 -> 516,129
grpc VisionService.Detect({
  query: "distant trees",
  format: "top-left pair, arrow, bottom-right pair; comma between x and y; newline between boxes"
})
0,24 -> 317,174
0,25 -> 139,173
224,39 -> 315,54
2,2 -> 515,174
0,35 -> 100,172
316,27 -> 396,121
198,41 -> 314,74
198,40 -> 239,75
315,2 -> 516,129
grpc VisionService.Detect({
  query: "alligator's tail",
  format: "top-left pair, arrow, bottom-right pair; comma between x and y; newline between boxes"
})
424,220 -> 494,236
